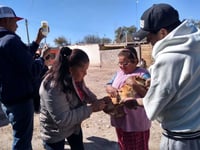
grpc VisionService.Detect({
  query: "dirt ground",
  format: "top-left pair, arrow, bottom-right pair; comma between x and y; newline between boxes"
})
0,66 -> 162,150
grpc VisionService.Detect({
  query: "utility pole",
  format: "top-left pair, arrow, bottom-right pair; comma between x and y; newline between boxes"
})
25,19 -> 30,45
136,0 -> 139,27
125,31 -> 128,46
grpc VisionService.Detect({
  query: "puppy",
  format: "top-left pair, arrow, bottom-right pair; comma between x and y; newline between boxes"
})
104,76 -> 146,118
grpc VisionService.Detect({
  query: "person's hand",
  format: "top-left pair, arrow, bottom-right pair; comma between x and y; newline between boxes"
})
122,97 -> 138,109
103,101 -> 114,114
90,98 -> 107,112
35,27 -> 47,44
106,85 -> 118,97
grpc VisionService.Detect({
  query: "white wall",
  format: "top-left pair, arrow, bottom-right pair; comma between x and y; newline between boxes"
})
69,44 -> 101,67
69,44 -> 141,67
100,46 -> 141,68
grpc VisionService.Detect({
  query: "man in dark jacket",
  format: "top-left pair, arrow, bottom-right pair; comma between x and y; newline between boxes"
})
32,45 -> 50,113
0,5 -> 46,149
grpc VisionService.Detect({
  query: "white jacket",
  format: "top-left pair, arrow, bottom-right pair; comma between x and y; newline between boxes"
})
143,20 -> 200,132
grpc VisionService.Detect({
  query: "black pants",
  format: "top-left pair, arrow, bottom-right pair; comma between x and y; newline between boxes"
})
44,129 -> 84,150
67,129 -> 84,150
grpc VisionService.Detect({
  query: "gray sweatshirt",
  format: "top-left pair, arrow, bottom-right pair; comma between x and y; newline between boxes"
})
39,78 -> 97,143
143,20 -> 200,132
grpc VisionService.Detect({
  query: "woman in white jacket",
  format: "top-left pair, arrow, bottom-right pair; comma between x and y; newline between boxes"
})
126,3 -> 200,150
39,47 -> 108,150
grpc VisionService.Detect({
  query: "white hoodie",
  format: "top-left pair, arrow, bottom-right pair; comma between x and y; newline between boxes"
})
143,20 -> 200,132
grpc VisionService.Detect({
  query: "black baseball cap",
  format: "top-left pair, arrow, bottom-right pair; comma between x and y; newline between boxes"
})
133,3 -> 180,41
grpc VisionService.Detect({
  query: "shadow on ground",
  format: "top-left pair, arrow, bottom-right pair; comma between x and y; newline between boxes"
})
65,136 -> 119,150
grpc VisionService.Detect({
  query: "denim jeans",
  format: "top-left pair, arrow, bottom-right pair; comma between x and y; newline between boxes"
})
1,99 -> 34,150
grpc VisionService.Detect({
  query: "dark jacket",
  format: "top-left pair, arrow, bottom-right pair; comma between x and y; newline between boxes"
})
0,27 -> 40,106
32,57 -> 48,112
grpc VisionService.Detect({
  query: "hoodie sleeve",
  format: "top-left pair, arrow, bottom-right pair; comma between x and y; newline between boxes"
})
143,54 -> 182,120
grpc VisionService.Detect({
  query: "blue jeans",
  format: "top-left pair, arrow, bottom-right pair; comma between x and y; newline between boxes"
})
1,99 -> 34,150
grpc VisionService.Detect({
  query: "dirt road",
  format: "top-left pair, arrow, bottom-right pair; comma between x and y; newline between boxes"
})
0,66 -> 162,150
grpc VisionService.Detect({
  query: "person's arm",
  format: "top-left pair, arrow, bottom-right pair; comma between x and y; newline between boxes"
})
142,56 -> 180,120
87,96 -> 108,112
29,28 -> 46,55
32,45 -> 51,87
105,73 -> 118,97
35,28 -> 45,44
106,73 -> 117,85
7,29 -> 45,78
41,84 -> 92,128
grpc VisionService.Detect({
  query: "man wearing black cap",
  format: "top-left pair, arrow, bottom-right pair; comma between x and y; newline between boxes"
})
124,3 -> 200,150
0,5 -> 46,149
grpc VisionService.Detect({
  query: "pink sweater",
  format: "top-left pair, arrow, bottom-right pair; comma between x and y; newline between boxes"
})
111,67 -> 151,132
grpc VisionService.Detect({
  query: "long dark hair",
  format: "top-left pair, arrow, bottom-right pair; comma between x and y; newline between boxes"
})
69,48 -> 89,68
43,47 -> 89,92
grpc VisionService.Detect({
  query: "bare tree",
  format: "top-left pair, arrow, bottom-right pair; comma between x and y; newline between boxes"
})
114,25 -> 137,43
54,36 -> 70,47
82,35 -> 101,44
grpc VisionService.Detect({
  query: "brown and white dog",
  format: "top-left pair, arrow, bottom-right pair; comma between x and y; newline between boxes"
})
103,76 -> 146,118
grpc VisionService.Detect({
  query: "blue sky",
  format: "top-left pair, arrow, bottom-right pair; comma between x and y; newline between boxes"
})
1,0 -> 200,46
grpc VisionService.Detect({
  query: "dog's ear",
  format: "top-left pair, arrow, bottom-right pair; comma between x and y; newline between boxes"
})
125,76 -> 136,85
